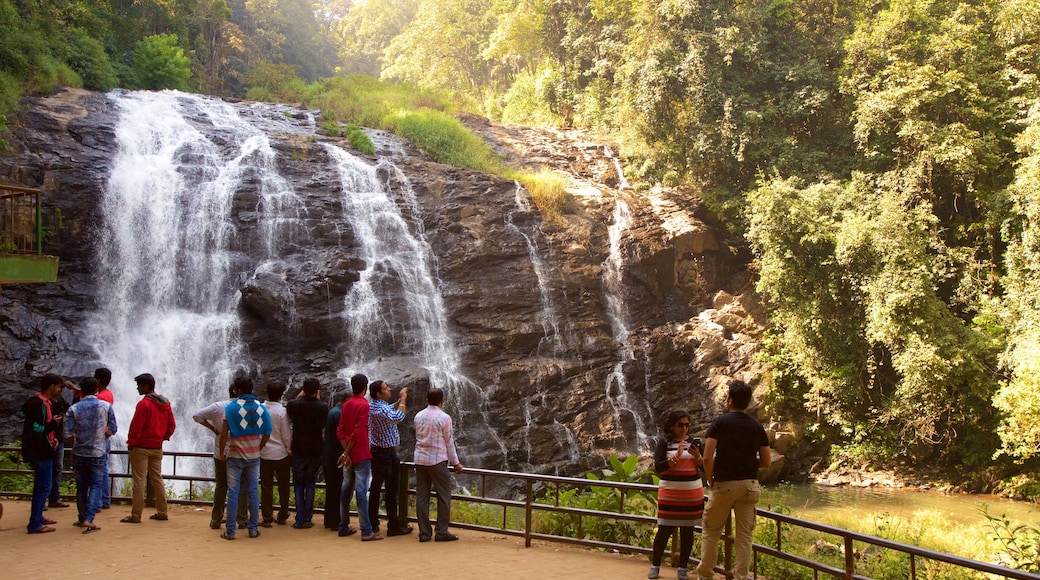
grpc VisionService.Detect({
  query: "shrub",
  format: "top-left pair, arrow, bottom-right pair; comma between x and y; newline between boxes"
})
59,28 -> 118,90
344,124 -> 374,155
131,34 -> 191,91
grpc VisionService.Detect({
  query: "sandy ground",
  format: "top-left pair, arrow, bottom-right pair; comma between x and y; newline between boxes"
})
0,499 -> 658,579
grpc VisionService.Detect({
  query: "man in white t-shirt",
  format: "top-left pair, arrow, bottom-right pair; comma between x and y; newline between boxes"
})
192,385 -> 245,530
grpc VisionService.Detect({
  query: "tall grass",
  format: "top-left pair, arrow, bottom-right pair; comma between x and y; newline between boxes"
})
293,75 -> 575,219
511,167 -> 573,220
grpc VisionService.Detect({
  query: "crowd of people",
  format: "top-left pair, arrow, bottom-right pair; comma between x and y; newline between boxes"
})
19,371 -> 465,544
20,372 -> 772,580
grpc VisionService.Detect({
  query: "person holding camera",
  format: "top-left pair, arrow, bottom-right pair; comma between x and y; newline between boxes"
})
648,409 -> 704,580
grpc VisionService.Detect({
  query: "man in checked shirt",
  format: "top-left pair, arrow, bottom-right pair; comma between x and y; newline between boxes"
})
367,380 -> 412,536
412,387 -> 464,543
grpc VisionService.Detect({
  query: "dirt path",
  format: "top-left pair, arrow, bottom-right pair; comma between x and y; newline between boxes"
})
0,499 -> 654,579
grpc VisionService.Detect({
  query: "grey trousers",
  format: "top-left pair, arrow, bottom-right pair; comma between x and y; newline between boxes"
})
415,461 -> 452,539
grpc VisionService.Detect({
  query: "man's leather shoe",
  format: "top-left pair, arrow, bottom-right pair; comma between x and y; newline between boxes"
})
435,533 -> 459,542
387,525 -> 414,536
418,535 -> 431,542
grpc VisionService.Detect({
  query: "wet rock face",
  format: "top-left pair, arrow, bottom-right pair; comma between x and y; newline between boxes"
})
0,89 -> 772,476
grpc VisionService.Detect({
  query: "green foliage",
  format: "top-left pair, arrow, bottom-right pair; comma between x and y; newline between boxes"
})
307,75 -> 454,130
58,28 -> 118,91
0,444 -> 32,494
131,34 -> 192,91
385,108 -> 502,173
538,454 -> 656,549
343,124 -> 375,155
983,504 -> 1040,572
245,61 -> 307,104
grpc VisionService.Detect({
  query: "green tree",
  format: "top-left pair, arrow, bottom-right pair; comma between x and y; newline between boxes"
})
381,0 -> 498,112
619,0 -> 857,221
993,0 -> 1040,461
132,33 -> 192,90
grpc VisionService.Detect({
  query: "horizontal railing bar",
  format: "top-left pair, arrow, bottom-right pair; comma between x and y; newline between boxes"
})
755,544 -> 872,580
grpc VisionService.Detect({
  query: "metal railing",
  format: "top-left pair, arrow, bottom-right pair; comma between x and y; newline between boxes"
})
2,447 -> 1037,580
0,184 -> 45,254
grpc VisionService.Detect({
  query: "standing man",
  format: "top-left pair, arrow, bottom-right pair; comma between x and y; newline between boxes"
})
696,380 -> 772,580
64,377 -> 117,533
286,377 -> 328,529
218,376 -> 271,540
260,381 -> 292,528
93,368 -> 115,509
368,380 -> 412,536
413,387 -> 463,543
193,384 -> 246,530
121,372 -> 176,524
336,373 -> 380,541
322,391 -> 347,531
21,374 -> 65,534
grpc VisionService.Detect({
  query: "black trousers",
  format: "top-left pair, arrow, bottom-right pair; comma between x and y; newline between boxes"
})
260,456 -> 291,523
368,446 -> 402,531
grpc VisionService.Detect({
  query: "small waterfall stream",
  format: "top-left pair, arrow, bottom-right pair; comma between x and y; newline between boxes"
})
325,143 -> 507,467
602,199 -> 653,452
506,182 -> 565,356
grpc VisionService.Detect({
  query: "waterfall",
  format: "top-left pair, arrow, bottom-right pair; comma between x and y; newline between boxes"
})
88,90 -> 312,459
602,199 -> 653,451
507,182 -> 565,356
324,143 -> 507,467
603,146 -> 631,190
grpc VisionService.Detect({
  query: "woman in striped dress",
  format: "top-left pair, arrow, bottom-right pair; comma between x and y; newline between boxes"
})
648,409 -> 705,580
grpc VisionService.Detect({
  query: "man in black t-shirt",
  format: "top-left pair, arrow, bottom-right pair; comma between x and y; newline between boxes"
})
286,377 -> 329,529
696,380 -> 771,580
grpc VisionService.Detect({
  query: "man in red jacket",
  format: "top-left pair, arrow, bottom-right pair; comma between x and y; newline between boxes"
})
121,373 -> 176,524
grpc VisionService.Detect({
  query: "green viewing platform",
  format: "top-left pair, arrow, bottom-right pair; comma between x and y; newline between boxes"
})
0,184 -> 59,285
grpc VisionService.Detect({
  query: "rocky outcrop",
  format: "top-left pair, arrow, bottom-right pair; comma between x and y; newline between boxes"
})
0,88 -> 776,476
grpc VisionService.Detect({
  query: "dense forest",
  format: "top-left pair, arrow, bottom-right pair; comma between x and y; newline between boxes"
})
2,0 -> 1039,492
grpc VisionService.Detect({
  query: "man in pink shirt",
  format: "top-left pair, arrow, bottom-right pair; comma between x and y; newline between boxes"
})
413,387 -> 463,543
336,373 -> 380,541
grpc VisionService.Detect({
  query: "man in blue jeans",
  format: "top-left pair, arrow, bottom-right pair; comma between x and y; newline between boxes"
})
64,377 -> 117,533
336,373 -> 381,541
21,374 -> 66,534
696,380 -> 772,580
218,377 -> 271,540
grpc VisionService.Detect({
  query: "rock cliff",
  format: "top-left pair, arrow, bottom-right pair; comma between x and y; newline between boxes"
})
0,88 -> 776,476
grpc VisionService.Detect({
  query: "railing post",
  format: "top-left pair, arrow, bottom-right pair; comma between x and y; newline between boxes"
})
34,192 -> 42,254
844,535 -> 855,580
525,479 -> 533,548
398,463 -> 410,526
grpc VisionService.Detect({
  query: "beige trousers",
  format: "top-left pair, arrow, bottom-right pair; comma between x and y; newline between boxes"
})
696,479 -> 760,580
129,448 -> 167,519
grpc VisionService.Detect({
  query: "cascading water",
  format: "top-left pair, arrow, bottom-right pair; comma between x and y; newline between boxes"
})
602,199 -> 654,452
324,143 -> 507,467
87,91 -> 313,467
604,146 -> 631,190
506,182 -> 565,356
